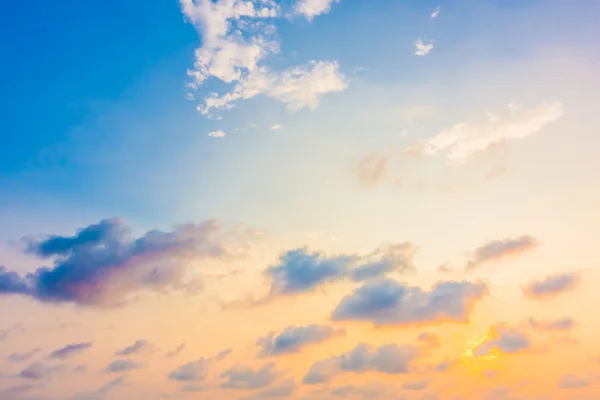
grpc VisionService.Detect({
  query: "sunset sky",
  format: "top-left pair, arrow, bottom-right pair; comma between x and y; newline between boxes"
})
2,1 -> 600,399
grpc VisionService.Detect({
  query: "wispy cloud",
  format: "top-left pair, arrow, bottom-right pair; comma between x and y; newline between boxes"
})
431,6 -> 441,18
466,235 -> 539,270
522,272 -> 581,300
49,342 -> 93,360
257,325 -> 344,357
424,102 -> 565,163
115,339 -> 155,356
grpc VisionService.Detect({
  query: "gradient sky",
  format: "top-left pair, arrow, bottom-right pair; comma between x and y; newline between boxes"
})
1,1 -> 600,399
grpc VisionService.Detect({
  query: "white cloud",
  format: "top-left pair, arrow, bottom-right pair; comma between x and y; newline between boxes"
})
270,124 -> 283,130
424,102 -> 565,163
293,0 -> 340,21
208,130 -> 226,138
431,6 -> 441,19
180,0 -> 346,117
415,39 -> 434,56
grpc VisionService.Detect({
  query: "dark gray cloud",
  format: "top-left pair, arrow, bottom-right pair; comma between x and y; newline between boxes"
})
9,348 -> 41,362
402,379 -> 430,391
257,325 -> 344,357
264,243 -> 416,298
166,343 -> 186,358
331,279 -> 488,326
169,358 -> 209,382
115,339 -> 154,356
528,317 -> 576,332
0,218 -> 251,307
466,235 -> 539,270
557,374 -> 590,389
103,359 -> 143,373
522,272 -> 581,300
220,363 -> 279,389
474,324 -> 533,356
49,342 -> 92,360
304,343 -> 421,384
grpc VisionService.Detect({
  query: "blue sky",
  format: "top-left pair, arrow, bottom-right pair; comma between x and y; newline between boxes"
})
2,1 -> 600,399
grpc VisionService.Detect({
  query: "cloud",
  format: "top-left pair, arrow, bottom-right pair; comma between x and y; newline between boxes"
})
270,124 -> 283,130
0,266 -> 29,294
18,362 -> 63,380
416,333 -> 440,349
208,130 -> 226,138
181,0 -> 346,116
355,154 -> 388,187
293,0 -> 340,21
257,324 -> 344,357
528,317 -> 576,332
181,384 -> 204,392
169,358 -> 210,382
264,243 -> 416,298
557,374 -> 590,389
250,379 -> 297,398
522,272 -> 581,300
415,39 -> 434,56
304,343 -> 421,384
215,348 -> 232,361
331,382 -> 398,398
103,359 -> 143,373
0,218 -> 251,306
423,102 -> 565,163
331,279 -> 488,326
49,342 -> 93,360
9,348 -> 41,362
473,324 -> 533,357
115,339 -> 154,356
220,363 -> 280,389
431,6 -> 441,18
0,383 -> 38,397
466,235 -> 539,270
402,379 -> 430,391
166,343 -> 185,358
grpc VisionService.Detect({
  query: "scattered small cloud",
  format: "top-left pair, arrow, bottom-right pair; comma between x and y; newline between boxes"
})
528,317 -> 576,332
169,358 -> 210,382
220,363 -> 280,389
415,39 -> 434,56
431,6 -> 441,18
355,153 -> 389,187
466,235 -> 539,270
292,0 -> 340,21
166,343 -> 185,358
331,279 -> 488,326
115,339 -> 155,356
402,379 -> 430,391
484,166 -> 506,181
522,272 -> 581,300
215,349 -> 232,361
270,124 -> 283,131
557,374 -> 590,389
417,332 -> 440,349
257,325 -> 345,357
49,342 -> 93,360
331,382 -> 398,398
9,348 -> 41,363
423,102 -> 565,163
473,324 -> 534,357
18,362 -> 63,380
103,359 -> 143,373
208,130 -> 226,138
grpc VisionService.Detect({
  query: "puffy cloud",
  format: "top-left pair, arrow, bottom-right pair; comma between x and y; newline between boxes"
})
466,235 -> 539,270
304,343 -> 421,384
331,279 -> 488,326
103,359 -> 143,373
0,266 -> 29,294
557,374 -> 590,389
415,39 -> 434,56
208,130 -> 226,138
473,324 -> 533,357
528,317 -> 576,332
115,339 -> 154,356
220,363 -> 280,389
522,272 -> 581,300
257,325 -> 344,357
1,218 -> 251,307
9,348 -> 41,362
264,243 -> 416,298
169,358 -> 210,382
181,0 -> 346,116
49,342 -> 93,360
293,0 -> 340,21
424,102 -> 565,163
166,343 -> 185,358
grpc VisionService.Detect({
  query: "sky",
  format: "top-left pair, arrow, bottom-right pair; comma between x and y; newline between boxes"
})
1,0 -> 600,399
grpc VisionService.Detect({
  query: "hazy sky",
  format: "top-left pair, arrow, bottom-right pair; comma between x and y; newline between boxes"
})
2,1 -> 600,399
